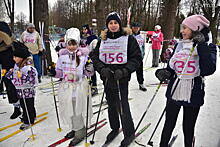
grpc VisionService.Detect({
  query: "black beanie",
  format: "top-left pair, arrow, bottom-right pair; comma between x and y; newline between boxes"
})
106,12 -> 122,28
12,41 -> 31,59
0,21 -> 12,45
131,22 -> 141,27
82,24 -> 90,30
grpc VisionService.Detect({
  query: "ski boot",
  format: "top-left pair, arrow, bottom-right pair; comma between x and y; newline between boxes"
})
19,124 -> 31,130
119,134 -> 135,147
65,130 -> 75,139
69,127 -> 86,146
10,107 -> 21,119
104,129 -> 120,144
139,84 -> 147,91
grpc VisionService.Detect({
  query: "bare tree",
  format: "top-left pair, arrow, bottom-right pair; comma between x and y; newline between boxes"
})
29,0 -> 33,23
33,0 -> 52,70
16,12 -> 27,32
3,0 -> 14,32
0,1 -> 6,20
159,0 -> 181,62
199,0 -> 220,44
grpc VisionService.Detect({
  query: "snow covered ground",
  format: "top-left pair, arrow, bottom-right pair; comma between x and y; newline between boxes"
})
0,43 -> 220,147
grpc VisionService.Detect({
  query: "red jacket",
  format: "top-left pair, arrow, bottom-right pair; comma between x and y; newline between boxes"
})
150,30 -> 163,50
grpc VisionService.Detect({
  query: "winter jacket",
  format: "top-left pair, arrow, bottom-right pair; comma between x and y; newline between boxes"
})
55,49 -> 93,82
165,42 -> 217,107
6,58 -> 38,99
90,28 -> 142,88
0,44 -> 15,70
150,30 -> 163,50
20,30 -> 43,54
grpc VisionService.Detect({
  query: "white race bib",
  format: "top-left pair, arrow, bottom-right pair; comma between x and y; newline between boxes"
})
134,34 -> 144,48
169,47 -> 200,79
99,36 -> 128,64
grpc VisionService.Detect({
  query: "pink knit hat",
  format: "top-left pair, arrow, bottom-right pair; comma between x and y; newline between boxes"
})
182,15 -> 210,31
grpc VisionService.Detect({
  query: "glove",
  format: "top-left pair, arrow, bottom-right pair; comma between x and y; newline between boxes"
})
85,63 -> 94,73
114,68 -> 129,80
192,31 -> 205,44
155,69 -> 172,82
100,68 -> 113,79
47,63 -> 56,77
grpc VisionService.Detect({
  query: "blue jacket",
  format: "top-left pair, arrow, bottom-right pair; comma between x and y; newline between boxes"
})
165,43 -> 217,107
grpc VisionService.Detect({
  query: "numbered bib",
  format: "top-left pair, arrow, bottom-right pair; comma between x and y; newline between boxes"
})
24,32 -> 37,44
99,36 -> 128,64
134,34 -> 144,48
169,47 -> 200,79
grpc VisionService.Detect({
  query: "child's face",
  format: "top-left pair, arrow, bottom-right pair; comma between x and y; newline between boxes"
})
108,20 -> 120,32
132,27 -> 140,34
181,25 -> 193,40
67,44 -> 78,52
13,56 -> 23,64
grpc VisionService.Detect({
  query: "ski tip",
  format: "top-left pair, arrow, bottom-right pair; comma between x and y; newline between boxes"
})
90,140 -> 94,144
84,142 -> 91,147
57,128 -> 62,132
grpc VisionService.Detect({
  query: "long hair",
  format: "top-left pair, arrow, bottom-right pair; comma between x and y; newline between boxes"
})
67,40 -> 80,66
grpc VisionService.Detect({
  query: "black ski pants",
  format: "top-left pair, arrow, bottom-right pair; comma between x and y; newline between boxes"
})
136,61 -> 144,84
160,100 -> 200,147
105,81 -> 135,137
20,97 -> 36,124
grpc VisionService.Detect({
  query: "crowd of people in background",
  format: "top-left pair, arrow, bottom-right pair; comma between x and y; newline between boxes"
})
0,12 -> 218,147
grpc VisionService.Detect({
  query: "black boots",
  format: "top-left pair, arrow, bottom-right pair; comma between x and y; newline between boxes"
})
119,134 -> 135,147
64,130 -> 75,139
139,84 -> 147,91
10,107 -> 21,119
104,129 -> 120,144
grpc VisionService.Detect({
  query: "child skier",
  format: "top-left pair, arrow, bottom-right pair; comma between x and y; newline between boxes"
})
48,28 -> 94,146
6,41 -> 38,130
155,15 -> 217,147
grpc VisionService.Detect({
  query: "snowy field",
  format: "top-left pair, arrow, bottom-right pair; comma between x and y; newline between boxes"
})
0,42 -> 220,147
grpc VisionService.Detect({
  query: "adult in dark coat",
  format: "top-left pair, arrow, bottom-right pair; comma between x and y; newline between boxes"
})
0,21 -> 21,119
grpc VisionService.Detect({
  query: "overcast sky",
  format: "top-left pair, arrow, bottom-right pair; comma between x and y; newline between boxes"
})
15,0 -> 57,20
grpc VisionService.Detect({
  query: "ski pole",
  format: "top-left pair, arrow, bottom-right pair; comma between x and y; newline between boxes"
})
21,90 -> 36,140
89,79 -> 108,145
147,44 -> 197,146
51,77 -> 62,132
134,81 -> 163,133
143,43 -> 151,67
117,80 -> 123,116
147,79 -> 180,146
85,78 -> 92,147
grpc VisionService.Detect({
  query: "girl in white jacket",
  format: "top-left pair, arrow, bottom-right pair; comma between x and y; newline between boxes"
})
49,28 -> 94,145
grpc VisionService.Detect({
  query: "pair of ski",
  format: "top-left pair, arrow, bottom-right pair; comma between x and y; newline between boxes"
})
102,123 -> 151,147
48,118 -> 107,147
0,112 -> 48,142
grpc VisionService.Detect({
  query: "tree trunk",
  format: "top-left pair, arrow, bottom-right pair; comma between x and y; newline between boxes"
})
160,0 -> 180,62
29,0 -> 32,23
95,0 -> 105,34
33,0 -> 52,74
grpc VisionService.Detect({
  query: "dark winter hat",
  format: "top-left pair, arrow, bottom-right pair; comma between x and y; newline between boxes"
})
82,24 -> 90,30
106,12 -> 122,27
12,41 -> 31,59
131,22 -> 141,27
0,21 -> 12,45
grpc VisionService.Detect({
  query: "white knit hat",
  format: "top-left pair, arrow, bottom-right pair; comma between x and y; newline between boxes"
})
65,28 -> 81,44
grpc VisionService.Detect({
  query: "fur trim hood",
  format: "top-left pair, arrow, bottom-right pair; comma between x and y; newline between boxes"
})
100,27 -> 132,40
